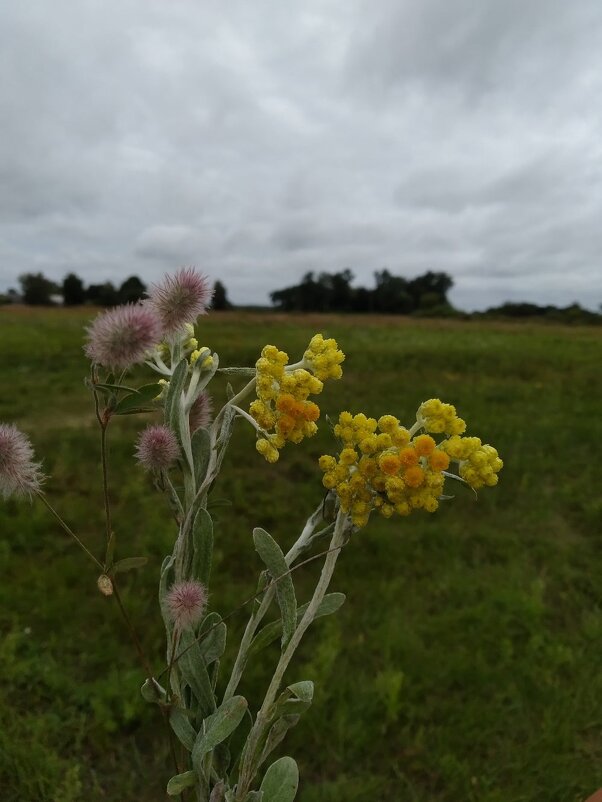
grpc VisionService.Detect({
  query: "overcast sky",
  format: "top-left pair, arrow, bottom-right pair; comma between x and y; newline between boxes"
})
2,0 -> 602,310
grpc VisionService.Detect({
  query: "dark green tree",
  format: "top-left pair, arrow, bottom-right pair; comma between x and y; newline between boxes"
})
408,271 -> 453,309
373,270 -> 413,313
86,282 -> 118,306
212,280 -> 231,310
62,273 -> 85,306
118,275 -> 146,304
19,273 -> 58,305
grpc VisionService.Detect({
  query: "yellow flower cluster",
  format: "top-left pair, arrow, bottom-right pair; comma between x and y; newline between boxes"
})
303,334 -> 345,381
439,435 -> 503,489
251,338 -> 343,462
320,399 -> 502,528
417,398 -> 466,436
319,412 -> 452,527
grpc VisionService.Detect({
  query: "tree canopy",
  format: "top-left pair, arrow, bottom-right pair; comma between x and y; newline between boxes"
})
270,269 -> 454,314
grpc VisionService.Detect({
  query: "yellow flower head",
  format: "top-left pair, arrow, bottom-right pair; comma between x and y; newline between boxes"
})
319,401 -> 501,528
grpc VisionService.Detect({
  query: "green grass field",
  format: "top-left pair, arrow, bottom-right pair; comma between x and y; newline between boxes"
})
1,307 -> 601,802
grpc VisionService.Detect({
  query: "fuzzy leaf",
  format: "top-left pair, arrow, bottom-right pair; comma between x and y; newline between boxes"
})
159,555 -> 175,634
140,676 -> 166,704
249,593 -> 345,657
169,706 -> 197,752
113,383 -> 160,414
191,427 -> 212,487
191,508 -> 213,586
192,696 -> 248,768
259,716 -> 300,767
178,629 -> 217,718
198,612 -> 227,665
259,757 -> 299,802
165,359 -> 189,432
208,497 -> 232,509
271,681 -> 314,719
93,381 -> 138,393
167,771 -> 197,795
217,367 -> 256,376
253,528 -> 296,649
112,556 -> 148,574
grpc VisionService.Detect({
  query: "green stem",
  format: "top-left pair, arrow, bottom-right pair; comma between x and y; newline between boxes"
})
159,541 -> 346,683
236,509 -> 350,798
92,388 -> 113,549
222,504 -> 326,702
36,492 -> 104,570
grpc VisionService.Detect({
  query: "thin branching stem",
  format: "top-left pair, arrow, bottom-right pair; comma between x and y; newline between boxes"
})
158,540 -> 347,682
36,492 -> 104,570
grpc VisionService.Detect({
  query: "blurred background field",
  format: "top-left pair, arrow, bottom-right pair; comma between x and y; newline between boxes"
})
0,307 -> 601,802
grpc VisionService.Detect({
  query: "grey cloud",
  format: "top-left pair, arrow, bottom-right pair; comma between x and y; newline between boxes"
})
1,0 -> 602,310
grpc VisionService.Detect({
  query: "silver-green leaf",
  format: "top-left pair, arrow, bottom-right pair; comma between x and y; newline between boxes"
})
192,696 -> 248,769
112,556 -> 148,574
191,427 -> 212,487
253,528 -> 296,649
249,593 -> 345,657
167,770 -> 197,795
259,756 -> 299,802
113,383 -> 160,414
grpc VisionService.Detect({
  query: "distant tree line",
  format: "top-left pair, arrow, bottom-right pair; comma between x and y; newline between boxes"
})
1,268 -> 599,325
1,273 -> 232,309
478,301 -> 601,326
270,269 -> 455,314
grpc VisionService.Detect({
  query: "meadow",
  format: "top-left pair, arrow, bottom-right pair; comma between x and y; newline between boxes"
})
0,306 -> 601,802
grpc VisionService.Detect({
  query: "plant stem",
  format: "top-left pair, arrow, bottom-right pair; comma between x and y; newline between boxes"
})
112,579 -> 154,677
159,541 -> 346,683
222,504 -> 326,702
236,509 -> 350,798
36,492 -> 104,570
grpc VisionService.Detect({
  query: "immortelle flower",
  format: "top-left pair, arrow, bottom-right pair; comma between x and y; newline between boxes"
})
147,267 -> 213,335
167,580 -> 207,630
84,303 -> 162,370
189,391 -> 213,433
0,423 -> 44,499
135,425 -> 180,472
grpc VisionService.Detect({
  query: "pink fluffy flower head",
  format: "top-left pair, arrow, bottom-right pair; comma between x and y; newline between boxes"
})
148,268 -> 213,335
167,580 -> 207,630
85,303 -> 162,370
135,425 -> 180,471
189,391 -> 213,434
0,423 -> 44,500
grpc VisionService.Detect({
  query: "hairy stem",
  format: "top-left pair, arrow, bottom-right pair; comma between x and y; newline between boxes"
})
236,509 -> 350,797
222,503 -> 326,702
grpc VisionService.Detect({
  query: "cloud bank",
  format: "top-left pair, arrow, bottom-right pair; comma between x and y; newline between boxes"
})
1,0 -> 602,310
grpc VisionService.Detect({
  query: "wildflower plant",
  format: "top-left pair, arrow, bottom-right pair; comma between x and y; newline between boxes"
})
0,268 -> 502,801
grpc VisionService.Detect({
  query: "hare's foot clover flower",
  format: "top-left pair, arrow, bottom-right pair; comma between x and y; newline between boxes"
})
167,580 -> 207,630
148,267 -> 213,335
84,303 -> 163,370
0,423 -> 44,499
320,402 -> 502,528
250,337 -> 344,462
135,425 -> 180,472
